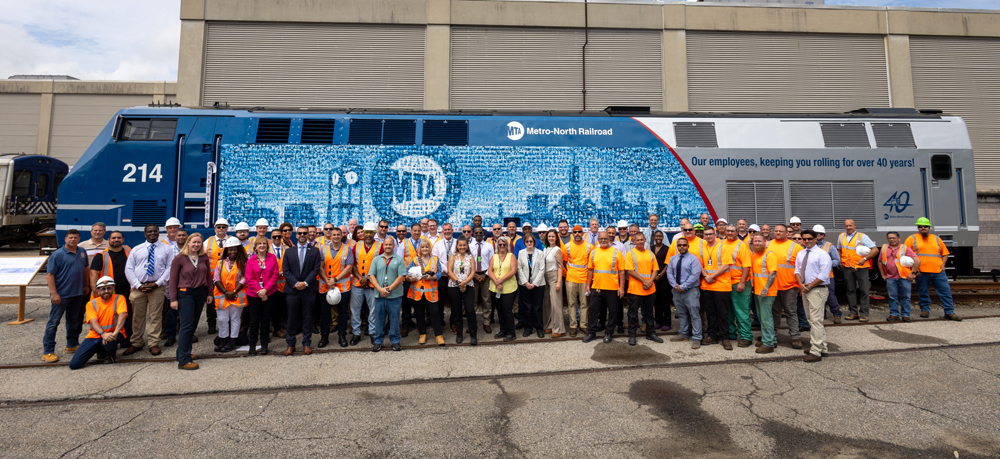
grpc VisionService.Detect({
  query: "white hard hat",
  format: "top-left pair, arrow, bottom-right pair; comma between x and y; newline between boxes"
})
812,224 -> 826,234
96,276 -> 115,288
716,218 -> 728,225
856,245 -> 872,257
616,220 -> 629,228
748,224 -> 761,232
789,216 -> 802,224
214,218 -> 230,227
899,255 -> 915,268
363,221 -> 377,232
234,222 -> 251,231
537,223 -> 549,232
522,222 -> 533,228
255,218 -> 269,227
407,266 -> 423,279
326,287 -> 342,305
165,217 -> 181,227
224,238 -> 242,248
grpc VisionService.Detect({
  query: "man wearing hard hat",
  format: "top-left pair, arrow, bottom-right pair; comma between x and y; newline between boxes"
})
877,232 -> 919,322
904,218 -> 962,321
69,276 -> 128,369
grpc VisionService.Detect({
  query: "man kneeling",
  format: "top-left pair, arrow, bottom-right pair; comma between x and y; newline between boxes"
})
69,276 -> 128,370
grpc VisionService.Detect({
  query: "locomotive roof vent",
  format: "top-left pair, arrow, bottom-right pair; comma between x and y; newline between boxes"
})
871,123 -> 916,148
820,123 -> 870,148
255,118 -> 291,144
423,119 -> 469,146
301,119 -> 336,145
673,122 -> 718,148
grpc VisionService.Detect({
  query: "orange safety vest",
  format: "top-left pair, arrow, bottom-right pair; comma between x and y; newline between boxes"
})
751,251 -> 778,297
354,241 -> 382,287
905,234 -> 947,274
625,248 -> 658,296
206,236 -> 228,270
820,241 -> 836,277
270,243 -> 287,291
700,242 -> 733,292
838,232 -> 872,269
766,239 -> 802,291
589,246 -> 622,290
319,243 -> 353,294
98,246 -> 131,278
214,260 -> 246,309
85,294 -> 127,340
241,237 -> 254,254
564,240 -> 592,284
880,244 -> 912,278
666,236 -> 705,261
402,238 -> 420,267
407,256 -> 439,302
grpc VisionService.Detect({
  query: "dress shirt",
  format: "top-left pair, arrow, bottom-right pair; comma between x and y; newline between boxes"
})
79,238 -> 109,265
587,231 -> 600,246
432,237 -> 458,273
640,227 -> 658,250
468,238 -> 495,273
124,240 -> 175,289
795,246 -> 832,285
666,252 -> 702,292
393,237 -> 408,258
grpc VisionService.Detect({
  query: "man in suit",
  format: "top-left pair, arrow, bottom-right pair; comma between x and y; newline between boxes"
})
283,226 -> 322,355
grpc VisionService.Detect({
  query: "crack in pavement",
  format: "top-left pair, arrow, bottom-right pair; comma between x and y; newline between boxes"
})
940,349 -> 1000,379
57,401 -> 153,458
89,363 -> 153,398
488,379 -> 527,459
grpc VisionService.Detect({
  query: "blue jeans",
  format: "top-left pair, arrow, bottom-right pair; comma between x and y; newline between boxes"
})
43,295 -> 84,354
176,286 -> 207,366
826,281 -> 842,317
69,337 -> 118,370
674,288 -> 702,341
373,296 -> 402,345
915,271 -> 954,314
350,288 -> 377,336
885,277 -> 912,317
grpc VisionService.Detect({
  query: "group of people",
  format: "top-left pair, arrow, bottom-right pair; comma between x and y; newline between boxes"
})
41,211 -> 958,369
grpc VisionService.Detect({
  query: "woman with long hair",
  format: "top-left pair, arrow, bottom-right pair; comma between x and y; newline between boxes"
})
213,238 -> 248,352
245,237 -> 279,355
652,230 -> 671,330
542,229 -> 566,338
407,239 -> 444,345
169,233 -> 211,370
517,233 -> 546,338
447,236 -> 477,345
489,238 -> 518,341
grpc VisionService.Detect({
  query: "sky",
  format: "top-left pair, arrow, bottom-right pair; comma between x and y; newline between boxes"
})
0,0 -> 997,82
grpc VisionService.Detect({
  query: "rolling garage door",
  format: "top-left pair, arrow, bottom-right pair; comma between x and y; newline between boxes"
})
0,94 -> 40,156
49,94 -> 153,166
687,32 -> 889,113
451,27 -> 662,111
911,36 -> 1000,190
203,22 -> 425,109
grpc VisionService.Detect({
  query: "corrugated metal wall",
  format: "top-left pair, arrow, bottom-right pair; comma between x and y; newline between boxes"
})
911,36 -> 1000,190
0,94 -> 40,156
202,22 -> 425,109
687,32 -> 889,112
451,27 -> 662,111
49,94 -> 152,166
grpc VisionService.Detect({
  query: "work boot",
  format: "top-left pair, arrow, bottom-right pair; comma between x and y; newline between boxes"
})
646,333 -> 663,343
317,335 -> 330,348
338,333 -> 348,347
628,334 -> 637,346
582,333 -> 597,343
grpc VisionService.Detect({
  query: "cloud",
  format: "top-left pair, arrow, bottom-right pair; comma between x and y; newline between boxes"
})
0,0 -> 180,81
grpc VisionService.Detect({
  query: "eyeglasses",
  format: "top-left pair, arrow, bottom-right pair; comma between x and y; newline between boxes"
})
271,236 -> 282,240
379,225 -> 388,229
917,225 -> 930,229
682,228 -> 694,232
282,229 -> 291,232
802,237 -> 814,241
462,230 -> 472,233
573,230 -> 583,234
296,232 -> 307,236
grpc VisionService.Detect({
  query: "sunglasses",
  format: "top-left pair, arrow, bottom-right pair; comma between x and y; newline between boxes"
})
379,225 -> 389,229
677,244 -> 689,247
462,230 -> 472,233
802,237 -> 814,241
324,228 -> 334,231
282,229 -> 291,232
917,226 -> 930,229
573,230 -> 583,234
682,228 -> 694,232
215,225 -> 228,229
271,236 -> 282,240
364,230 -> 375,234
296,232 -> 307,236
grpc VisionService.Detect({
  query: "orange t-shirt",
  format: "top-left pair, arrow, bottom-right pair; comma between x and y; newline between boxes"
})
624,248 -> 660,296
721,239 -> 752,285
563,240 -> 593,284
588,246 -> 624,291
766,239 -> 802,291
751,250 -> 779,297
700,241 -> 734,292
84,294 -> 128,339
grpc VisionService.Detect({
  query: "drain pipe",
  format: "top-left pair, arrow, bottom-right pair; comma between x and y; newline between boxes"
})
582,0 -> 589,112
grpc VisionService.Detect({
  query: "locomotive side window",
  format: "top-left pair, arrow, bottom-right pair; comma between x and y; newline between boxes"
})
931,155 -> 952,180
11,170 -> 31,198
35,174 -> 48,198
118,119 -> 177,141
54,172 -> 66,200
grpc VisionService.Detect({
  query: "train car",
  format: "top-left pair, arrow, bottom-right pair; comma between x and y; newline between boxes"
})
56,107 -> 978,274
0,154 -> 67,245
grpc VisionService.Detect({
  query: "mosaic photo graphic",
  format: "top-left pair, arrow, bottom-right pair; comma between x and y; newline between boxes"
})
218,144 -> 710,228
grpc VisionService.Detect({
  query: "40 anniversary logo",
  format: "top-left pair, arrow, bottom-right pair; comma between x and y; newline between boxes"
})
883,191 -> 913,220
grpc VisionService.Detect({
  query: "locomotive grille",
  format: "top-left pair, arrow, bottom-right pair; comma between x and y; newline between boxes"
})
132,200 -> 166,227
422,120 -> 469,146
820,123 -> 870,148
673,122 -> 718,148
255,118 -> 291,144
871,123 -> 916,148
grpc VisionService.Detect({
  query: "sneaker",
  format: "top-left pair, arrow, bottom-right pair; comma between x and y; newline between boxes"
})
582,333 -> 597,344
945,313 -> 963,321
691,341 -> 701,350
670,335 -> 690,342
42,353 -> 59,363
755,345 -> 774,354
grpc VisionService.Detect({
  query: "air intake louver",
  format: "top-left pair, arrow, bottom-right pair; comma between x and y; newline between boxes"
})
422,120 -> 469,146
301,119 -> 336,144
348,119 -> 417,145
348,119 -> 383,145
821,123 -> 870,148
871,123 -> 916,148
673,122 -> 718,148
255,118 -> 291,144
132,200 -> 166,227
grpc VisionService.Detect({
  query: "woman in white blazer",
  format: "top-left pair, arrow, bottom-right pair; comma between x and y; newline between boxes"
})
517,234 -> 547,338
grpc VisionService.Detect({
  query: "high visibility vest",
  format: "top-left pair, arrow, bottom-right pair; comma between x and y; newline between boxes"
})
407,256 -> 439,302
589,246 -> 622,290
722,239 -> 750,284
354,241 -> 382,287
206,236 -> 228,271
700,242 -> 733,292
751,251 -> 778,297
402,239 -> 420,267
666,236 -> 705,261
905,234 -> 947,274
241,237 -> 254,254
880,244 -> 912,278
820,241 -> 836,277
423,234 -> 442,246
766,239 -> 802,291
564,240 -> 592,284
506,234 -> 522,250
85,294 -> 127,340
319,244 -> 353,294
214,260 -> 246,309
839,232 -> 872,269
270,243 -> 287,291
99,246 -> 131,278
625,248 -> 658,296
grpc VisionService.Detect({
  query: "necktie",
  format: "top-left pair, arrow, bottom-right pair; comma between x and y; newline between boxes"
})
800,248 -> 810,281
299,245 -> 306,273
446,239 -> 453,255
146,244 -> 155,277
675,253 -> 683,285
477,243 -> 483,272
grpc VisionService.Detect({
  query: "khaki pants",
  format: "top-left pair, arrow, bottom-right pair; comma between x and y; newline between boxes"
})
565,281 -> 588,330
544,270 -> 566,334
803,285 -> 830,357
473,277 -> 494,324
130,285 -> 165,348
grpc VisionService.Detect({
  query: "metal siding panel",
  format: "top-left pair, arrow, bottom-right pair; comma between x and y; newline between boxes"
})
832,181 -> 877,229
790,182 -> 836,231
0,94 -> 40,155
754,182 -> 786,227
50,94 -> 153,166
687,32 -> 889,113
911,37 -> 1000,190
203,22 -> 425,109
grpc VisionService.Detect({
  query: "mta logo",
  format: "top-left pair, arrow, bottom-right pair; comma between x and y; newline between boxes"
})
507,121 -> 524,141
883,191 -> 912,214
